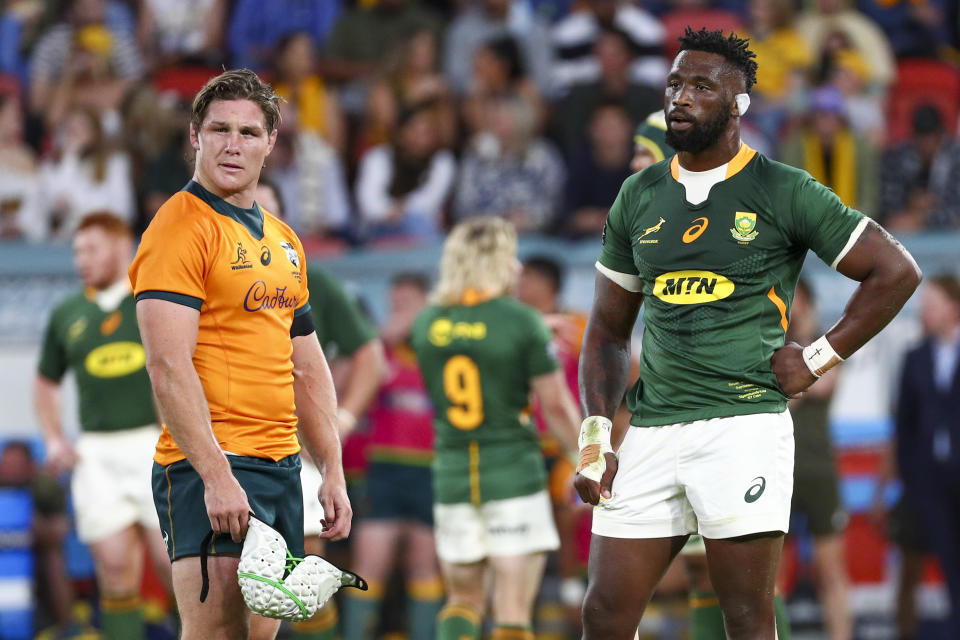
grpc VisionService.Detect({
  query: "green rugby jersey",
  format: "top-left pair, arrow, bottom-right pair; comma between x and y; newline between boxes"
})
38,290 -> 157,432
598,144 -> 866,427
306,267 -> 378,360
411,296 -> 559,505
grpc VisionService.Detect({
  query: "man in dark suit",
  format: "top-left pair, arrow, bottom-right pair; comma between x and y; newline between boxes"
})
894,273 -> 960,630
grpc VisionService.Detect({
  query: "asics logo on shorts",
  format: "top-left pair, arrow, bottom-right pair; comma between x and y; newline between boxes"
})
744,477 -> 766,503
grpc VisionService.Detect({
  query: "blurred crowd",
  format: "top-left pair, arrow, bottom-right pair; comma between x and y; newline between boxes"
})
1,0 -> 959,248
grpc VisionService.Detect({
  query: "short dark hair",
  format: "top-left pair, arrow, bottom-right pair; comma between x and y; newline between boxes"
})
391,272 -> 431,293
191,69 -> 282,134
677,27 -> 758,93
794,277 -> 814,303
523,256 -> 564,294
482,35 -> 526,82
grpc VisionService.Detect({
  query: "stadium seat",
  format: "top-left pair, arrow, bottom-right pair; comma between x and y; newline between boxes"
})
886,59 -> 960,145
660,10 -> 744,59
151,66 -> 223,102
0,488 -> 34,640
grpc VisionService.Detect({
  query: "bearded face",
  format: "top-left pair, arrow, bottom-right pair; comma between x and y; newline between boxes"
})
664,98 -> 733,154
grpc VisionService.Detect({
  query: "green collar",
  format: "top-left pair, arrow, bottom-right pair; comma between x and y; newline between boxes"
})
184,180 -> 264,240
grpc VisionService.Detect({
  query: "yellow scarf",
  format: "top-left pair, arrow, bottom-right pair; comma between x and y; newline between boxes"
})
802,130 -> 857,208
274,76 -> 327,138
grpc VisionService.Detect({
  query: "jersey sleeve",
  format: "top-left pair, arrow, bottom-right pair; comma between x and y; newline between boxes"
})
597,182 -> 638,276
128,198 -> 209,309
308,268 -> 377,357
291,232 -> 311,316
787,174 -> 868,269
524,310 -> 560,380
36,309 -> 66,381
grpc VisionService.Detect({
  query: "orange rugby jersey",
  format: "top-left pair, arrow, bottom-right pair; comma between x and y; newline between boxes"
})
129,181 -> 310,465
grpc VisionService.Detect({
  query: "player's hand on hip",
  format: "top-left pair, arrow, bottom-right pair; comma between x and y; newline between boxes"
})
318,474 -> 352,541
574,452 -> 618,506
203,473 -> 251,543
45,436 -> 79,475
771,342 -> 816,397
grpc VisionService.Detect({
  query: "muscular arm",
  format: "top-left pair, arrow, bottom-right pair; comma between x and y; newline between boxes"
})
531,370 -> 581,456
773,221 -> 922,395
137,298 -> 250,542
575,273 -> 643,504
33,375 -> 77,474
292,333 -> 352,540
336,338 -> 386,437
579,273 -> 643,437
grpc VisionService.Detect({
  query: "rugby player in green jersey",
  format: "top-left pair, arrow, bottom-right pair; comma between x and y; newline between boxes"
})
631,112 -> 793,640
411,218 -> 581,640
34,213 -> 172,640
574,28 -> 921,639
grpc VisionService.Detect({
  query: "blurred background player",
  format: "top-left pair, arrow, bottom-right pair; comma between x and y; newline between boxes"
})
341,272 -> 442,640
411,218 -> 581,640
889,274 -> 960,632
33,212 -> 171,640
780,278 -> 851,640
254,177 -> 386,640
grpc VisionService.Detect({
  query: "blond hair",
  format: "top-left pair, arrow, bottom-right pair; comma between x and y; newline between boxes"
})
432,218 -> 518,306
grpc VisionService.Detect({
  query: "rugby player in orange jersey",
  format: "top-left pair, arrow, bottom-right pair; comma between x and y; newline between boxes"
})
129,69 -> 351,640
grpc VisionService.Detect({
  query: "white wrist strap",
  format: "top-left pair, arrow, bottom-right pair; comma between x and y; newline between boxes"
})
802,335 -> 843,378
576,416 -> 613,482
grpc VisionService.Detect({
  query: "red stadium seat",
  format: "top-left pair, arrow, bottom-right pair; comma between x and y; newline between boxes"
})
660,10 -> 744,59
886,59 -> 960,145
151,66 -> 223,102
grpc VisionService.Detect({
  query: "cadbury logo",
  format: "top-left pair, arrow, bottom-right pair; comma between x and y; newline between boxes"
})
243,281 -> 299,312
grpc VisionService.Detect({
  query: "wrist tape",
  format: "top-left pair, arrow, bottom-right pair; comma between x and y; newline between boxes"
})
576,416 -> 613,482
802,335 -> 843,378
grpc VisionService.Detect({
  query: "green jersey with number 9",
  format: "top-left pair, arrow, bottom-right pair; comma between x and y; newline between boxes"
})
411,296 -> 559,505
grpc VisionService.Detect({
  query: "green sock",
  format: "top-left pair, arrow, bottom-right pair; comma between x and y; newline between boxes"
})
341,586 -> 382,640
291,600 -> 338,639
407,579 -> 444,640
101,596 -> 144,640
689,589 -> 726,640
774,593 -> 791,639
689,590 -> 791,639
437,603 -> 480,640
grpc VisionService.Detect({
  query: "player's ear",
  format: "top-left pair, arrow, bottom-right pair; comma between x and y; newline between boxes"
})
265,128 -> 278,156
189,122 -> 200,151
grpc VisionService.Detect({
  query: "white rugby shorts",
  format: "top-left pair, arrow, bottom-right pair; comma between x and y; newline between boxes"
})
592,411 -> 794,540
300,458 -> 326,537
434,490 -> 560,563
72,424 -> 162,543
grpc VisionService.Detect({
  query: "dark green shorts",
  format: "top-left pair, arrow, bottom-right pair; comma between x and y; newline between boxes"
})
791,465 -> 848,537
365,462 -> 433,525
152,454 -> 304,561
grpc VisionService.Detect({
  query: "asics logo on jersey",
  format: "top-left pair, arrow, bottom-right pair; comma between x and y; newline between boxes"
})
653,270 -> 734,304
744,476 -> 766,503
243,281 -> 299,312
638,217 -> 665,241
682,217 -> 709,243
